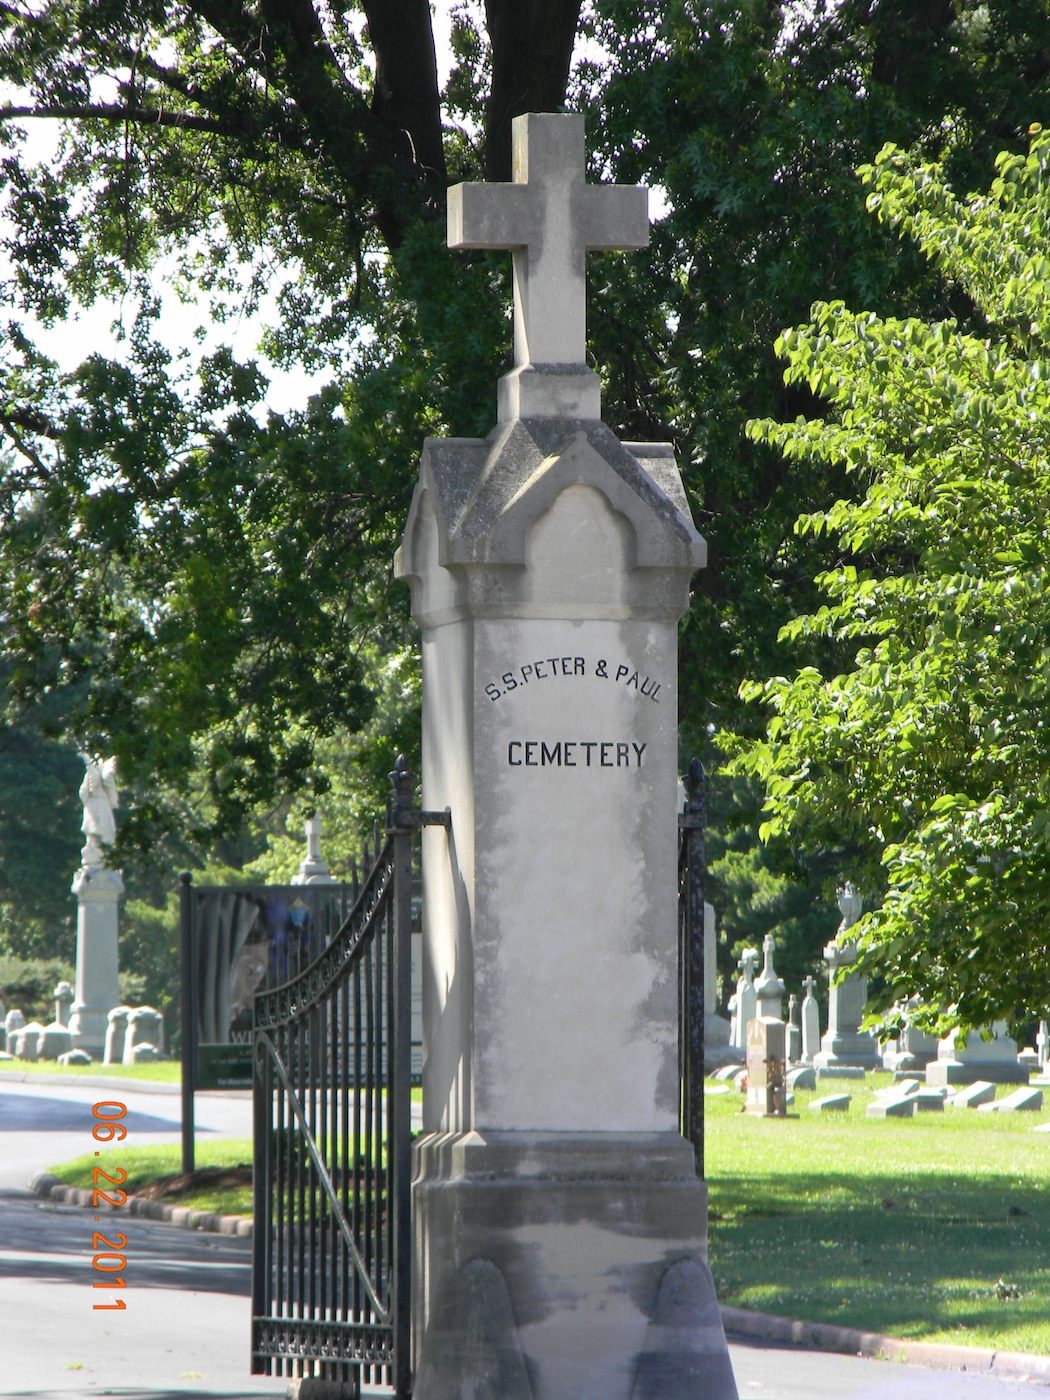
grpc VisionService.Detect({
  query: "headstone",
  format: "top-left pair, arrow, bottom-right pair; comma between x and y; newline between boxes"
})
122,1006 -> 163,1064
730,949 -> 758,1052
103,1006 -> 131,1065
786,1065 -> 816,1091
978,1086 -> 1043,1113
786,994 -> 801,1064
812,883 -> 879,1072
948,1080 -> 997,1108
809,1094 -> 851,1113
882,996 -> 938,1072
1018,1047 -> 1040,1069
801,975 -> 820,1064
925,1021 -> 1029,1087
290,815 -> 339,885
4,1008 -> 25,1043
37,1020 -> 73,1060
865,1096 -> 916,1119
68,754 -> 123,1056
700,901 -> 736,1070
1037,1019 -> 1049,1070
14,1021 -> 44,1060
744,1017 -> 787,1117
399,112 -> 734,1400
52,981 -> 74,1027
57,1048 -> 93,1067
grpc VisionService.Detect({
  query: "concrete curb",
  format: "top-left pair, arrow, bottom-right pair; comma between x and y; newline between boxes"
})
720,1304 -> 1050,1382
30,1171 -> 253,1238
0,1069 -> 182,1094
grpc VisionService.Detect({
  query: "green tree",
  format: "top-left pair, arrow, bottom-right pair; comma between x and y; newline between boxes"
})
739,125 -> 1050,1031
0,0 -> 1048,875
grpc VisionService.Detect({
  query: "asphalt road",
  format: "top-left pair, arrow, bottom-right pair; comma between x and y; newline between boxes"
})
2,1075 -> 1048,1400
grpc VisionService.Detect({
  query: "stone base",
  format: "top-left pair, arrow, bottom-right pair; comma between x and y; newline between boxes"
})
412,1131 -> 738,1400
813,1041 -> 880,1072
926,1060 -> 1030,1087
815,1065 -> 867,1081
68,1001 -> 118,1059
885,1051 -> 936,1073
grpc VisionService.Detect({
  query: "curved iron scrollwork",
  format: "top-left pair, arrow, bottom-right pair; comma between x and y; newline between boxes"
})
251,759 -> 418,1399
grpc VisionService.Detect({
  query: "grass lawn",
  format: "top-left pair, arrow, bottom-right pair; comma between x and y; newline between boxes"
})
706,1071 -> 1050,1354
49,1139 -> 255,1216
1,1057 -> 182,1083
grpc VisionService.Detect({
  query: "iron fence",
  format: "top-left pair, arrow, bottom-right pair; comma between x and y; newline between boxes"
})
250,759 -> 420,1398
678,755 -> 706,1178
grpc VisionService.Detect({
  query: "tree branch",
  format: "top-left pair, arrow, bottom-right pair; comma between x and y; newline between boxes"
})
0,103 -> 246,137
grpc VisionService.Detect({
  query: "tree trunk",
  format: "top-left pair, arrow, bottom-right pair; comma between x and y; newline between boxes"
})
484,0 -> 583,182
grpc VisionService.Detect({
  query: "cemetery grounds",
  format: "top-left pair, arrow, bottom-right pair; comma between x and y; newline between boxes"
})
706,1071 -> 1050,1354
40,1067 -> 1050,1353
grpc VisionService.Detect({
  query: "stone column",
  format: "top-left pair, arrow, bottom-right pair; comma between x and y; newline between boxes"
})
68,865 -> 123,1058
68,754 -> 122,1058
398,112 -> 735,1400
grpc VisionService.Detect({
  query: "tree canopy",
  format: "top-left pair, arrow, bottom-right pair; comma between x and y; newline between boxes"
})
0,1 -> 1049,970
739,125 -> 1050,1031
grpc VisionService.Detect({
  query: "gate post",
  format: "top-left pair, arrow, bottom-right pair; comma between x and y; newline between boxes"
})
396,112 -> 736,1400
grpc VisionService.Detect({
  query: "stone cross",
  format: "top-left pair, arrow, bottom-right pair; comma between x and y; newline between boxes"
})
447,112 -> 649,419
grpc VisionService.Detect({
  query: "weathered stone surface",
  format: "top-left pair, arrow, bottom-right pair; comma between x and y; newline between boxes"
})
413,1133 -> 736,1400
413,1258 -> 534,1400
816,1065 -> 866,1081
57,1049 -> 92,1066
631,1258 -> 739,1400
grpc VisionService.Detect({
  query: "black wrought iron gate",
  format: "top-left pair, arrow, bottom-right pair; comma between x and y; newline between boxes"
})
251,758 -> 428,1398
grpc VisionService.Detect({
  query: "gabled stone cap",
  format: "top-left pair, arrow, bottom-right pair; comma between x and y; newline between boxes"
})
399,417 -> 703,566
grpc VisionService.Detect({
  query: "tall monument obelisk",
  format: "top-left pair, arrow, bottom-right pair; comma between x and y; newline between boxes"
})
68,755 -> 123,1057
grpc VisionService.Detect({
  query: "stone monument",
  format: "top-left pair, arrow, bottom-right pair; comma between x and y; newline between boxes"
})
68,754 -> 123,1057
813,882 -> 879,1072
926,1020 -> 1029,1087
801,975 -> 820,1064
882,996 -> 938,1074
702,901 -> 736,1070
397,113 -> 736,1400
745,1017 -> 788,1117
754,933 -> 785,1021
290,814 -> 339,885
729,948 -> 758,1052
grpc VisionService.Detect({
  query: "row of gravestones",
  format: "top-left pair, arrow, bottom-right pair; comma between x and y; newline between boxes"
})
0,987 -> 166,1066
710,916 -> 1050,1089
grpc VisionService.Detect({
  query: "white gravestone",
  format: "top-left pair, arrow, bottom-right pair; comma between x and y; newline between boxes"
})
730,948 -> 758,1051
290,815 -> 339,885
399,113 -> 736,1400
699,898 -> 735,1070
68,755 -> 123,1057
813,883 -> 879,1072
882,995 -> 939,1073
801,974 -> 820,1064
755,933 -> 785,1022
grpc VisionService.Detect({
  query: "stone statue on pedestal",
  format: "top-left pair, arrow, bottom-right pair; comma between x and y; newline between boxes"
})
79,754 -> 119,867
